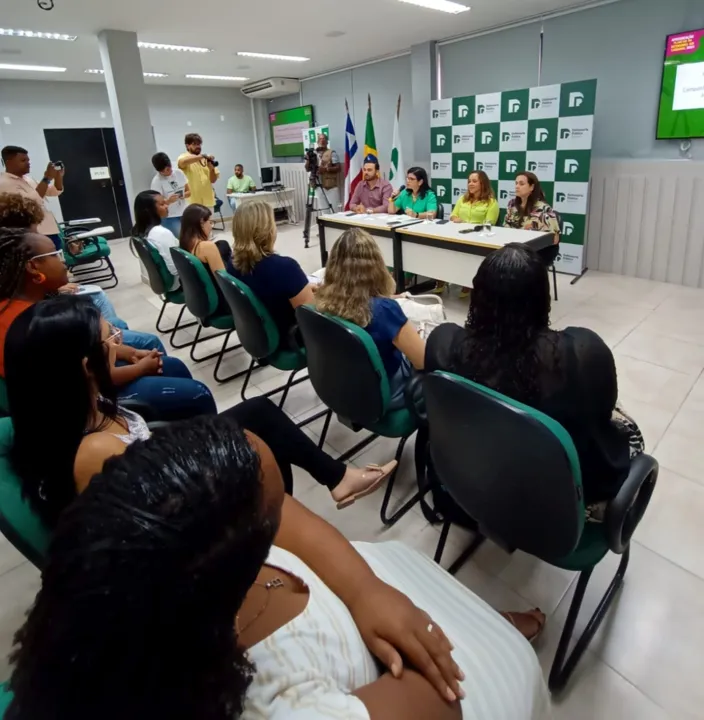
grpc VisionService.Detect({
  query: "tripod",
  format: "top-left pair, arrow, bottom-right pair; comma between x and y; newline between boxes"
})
303,175 -> 334,249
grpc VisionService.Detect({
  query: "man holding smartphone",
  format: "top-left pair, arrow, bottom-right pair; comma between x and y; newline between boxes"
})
151,152 -> 190,237
0,145 -> 64,249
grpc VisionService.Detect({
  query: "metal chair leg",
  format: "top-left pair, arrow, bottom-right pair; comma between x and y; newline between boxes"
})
189,325 -> 237,363
552,264 -> 558,301
277,368 -> 301,409
240,358 -> 257,401
434,520 -> 452,564
549,546 -> 630,694
380,433 -> 423,527
316,409 -> 333,448
212,331 -> 246,383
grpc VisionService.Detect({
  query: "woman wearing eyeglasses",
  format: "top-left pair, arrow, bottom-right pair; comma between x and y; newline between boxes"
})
0,227 -> 216,420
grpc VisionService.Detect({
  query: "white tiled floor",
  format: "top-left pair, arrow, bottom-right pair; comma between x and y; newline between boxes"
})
2,223 -> 703,718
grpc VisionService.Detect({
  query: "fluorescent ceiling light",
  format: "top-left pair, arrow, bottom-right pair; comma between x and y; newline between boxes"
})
86,69 -> 169,78
186,74 -> 249,81
0,63 -> 66,72
0,28 -> 77,41
397,0 -> 469,13
237,52 -> 309,62
138,41 -> 210,53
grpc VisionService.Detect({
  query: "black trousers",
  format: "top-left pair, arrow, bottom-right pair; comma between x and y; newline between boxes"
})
220,398 -> 344,496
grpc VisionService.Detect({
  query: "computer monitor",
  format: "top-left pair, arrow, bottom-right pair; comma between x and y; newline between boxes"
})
261,165 -> 281,187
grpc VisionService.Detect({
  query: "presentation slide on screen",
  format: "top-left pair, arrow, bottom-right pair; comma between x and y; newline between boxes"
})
269,105 -> 314,158
657,29 -> 704,139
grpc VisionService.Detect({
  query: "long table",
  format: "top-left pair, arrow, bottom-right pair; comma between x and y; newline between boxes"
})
318,213 -> 554,292
233,187 -> 297,223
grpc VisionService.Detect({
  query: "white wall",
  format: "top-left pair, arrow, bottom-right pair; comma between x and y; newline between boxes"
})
0,80 -> 258,220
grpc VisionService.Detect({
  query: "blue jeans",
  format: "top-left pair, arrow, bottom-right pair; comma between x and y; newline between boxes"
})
117,356 -> 216,421
122,330 -> 166,354
227,196 -> 237,211
86,289 -> 125,327
161,216 -> 182,238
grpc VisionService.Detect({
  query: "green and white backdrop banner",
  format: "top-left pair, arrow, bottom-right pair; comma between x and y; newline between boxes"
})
430,79 -> 597,275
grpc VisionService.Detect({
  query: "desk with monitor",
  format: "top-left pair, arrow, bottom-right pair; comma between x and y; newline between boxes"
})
233,187 -> 296,223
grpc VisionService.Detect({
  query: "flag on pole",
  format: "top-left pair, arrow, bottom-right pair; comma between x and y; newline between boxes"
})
389,94 -> 404,190
363,94 -> 378,162
343,99 -> 362,211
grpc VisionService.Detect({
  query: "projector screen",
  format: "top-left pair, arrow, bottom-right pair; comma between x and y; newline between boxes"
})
657,29 -> 704,140
269,105 -> 314,158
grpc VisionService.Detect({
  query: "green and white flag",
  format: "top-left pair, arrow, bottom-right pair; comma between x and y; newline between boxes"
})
389,95 -> 404,190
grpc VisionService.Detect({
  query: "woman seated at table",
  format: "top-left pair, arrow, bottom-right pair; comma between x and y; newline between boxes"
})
229,200 -> 315,350
131,190 -> 180,291
0,231 -> 216,420
316,227 -> 426,410
5,294 -> 398,525
180,202 -> 232,272
5,414 -> 551,720
387,166 -> 437,220
433,169 -> 500,298
503,171 -> 561,266
425,243 -> 643,511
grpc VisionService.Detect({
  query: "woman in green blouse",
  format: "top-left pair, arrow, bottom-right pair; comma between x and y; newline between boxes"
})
387,166 -> 437,219
435,170 -> 500,297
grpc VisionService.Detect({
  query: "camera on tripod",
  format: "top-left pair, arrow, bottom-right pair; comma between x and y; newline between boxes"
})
305,147 -> 318,181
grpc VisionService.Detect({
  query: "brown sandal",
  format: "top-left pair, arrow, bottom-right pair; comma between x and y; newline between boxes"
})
501,608 -> 546,644
335,460 -> 398,510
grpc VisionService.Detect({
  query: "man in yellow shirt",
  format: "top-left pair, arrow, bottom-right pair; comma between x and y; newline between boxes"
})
177,133 -> 219,210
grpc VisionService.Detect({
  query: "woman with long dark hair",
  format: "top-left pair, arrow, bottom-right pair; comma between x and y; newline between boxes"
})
503,172 -> 561,266
5,294 -> 396,526
179,202 -> 232,270
425,243 -> 643,507
5,415 -> 550,720
387,166 -> 437,219
131,189 -> 180,290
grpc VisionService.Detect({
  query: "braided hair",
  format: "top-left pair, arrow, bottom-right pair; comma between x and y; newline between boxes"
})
0,227 -> 34,312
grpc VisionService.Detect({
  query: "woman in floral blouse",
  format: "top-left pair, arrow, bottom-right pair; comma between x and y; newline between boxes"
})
503,171 -> 561,266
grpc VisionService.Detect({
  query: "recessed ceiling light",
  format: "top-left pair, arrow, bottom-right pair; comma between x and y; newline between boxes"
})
0,63 -> 66,72
237,52 -> 309,62
138,42 -> 211,53
186,74 -> 249,81
397,0 -> 469,13
0,28 -> 77,41
85,69 -> 169,78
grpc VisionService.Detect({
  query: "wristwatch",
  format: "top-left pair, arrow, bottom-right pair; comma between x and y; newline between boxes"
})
41,176 -> 51,185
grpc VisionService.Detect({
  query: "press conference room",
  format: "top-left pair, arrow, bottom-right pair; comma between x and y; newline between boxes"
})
0,0 -> 702,717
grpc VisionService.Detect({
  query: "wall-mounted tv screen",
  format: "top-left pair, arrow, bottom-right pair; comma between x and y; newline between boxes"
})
657,29 -> 704,139
269,105 -> 314,157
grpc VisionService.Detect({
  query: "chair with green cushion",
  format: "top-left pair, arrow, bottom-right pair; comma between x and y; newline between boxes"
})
0,378 -> 8,417
169,247 -> 246,383
0,683 -> 12,717
422,371 -> 659,693
296,305 -> 423,526
215,272 -> 327,428
0,417 -> 50,569
62,226 -> 118,289
131,236 -> 197,349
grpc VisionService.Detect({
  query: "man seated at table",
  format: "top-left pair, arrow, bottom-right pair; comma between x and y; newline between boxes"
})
350,156 -> 394,214
226,164 -> 256,211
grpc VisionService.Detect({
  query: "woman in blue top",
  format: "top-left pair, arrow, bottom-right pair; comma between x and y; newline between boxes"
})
316,227 -> 426,409
387,166 -> 438,219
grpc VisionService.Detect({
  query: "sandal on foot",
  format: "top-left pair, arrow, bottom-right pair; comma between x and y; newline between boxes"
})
501,608 -> 546,644
335,460 -> 398,510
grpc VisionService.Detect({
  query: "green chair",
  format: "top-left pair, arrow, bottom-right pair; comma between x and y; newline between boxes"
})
0,683 -> 12,717
169,248 -> 246,383
422,371 -> 659,693
296,305 -> 423,525
131,236 -> 197,348
61,225 -> 118,289
214,271 -> 318,411
0,378 -> 8,417
0,417 -> 51,569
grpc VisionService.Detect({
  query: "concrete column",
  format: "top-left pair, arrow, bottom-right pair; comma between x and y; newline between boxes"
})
98,30 -> 155,217
410,41 -> 438,167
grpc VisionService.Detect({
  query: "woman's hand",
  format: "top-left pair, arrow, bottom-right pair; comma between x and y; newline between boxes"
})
405,208 -> 416,217
349,579 -> 464,703
58,283 -> 80,294
450,216 -> 462,223
130,348 -> 164,363
135,351 -> 163,376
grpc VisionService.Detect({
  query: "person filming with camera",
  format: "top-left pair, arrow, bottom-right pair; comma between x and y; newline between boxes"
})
305,132 -> 341,207
177,132 -> 219,212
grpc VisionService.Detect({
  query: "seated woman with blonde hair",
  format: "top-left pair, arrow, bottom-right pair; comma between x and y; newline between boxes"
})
316,227 -> 425,409
228,200 -> 315,350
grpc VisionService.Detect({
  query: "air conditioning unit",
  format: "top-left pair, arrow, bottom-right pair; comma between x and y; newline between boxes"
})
241,77 -> 301,99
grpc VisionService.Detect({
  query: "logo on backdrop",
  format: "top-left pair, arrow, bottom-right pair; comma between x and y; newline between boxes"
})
508,99 -> 521,113
458,160 -> 468,172
437,135 -> 447,147
432,110 -> 440,119
535,128 -> 550,142
501,131 -> 511,142
528,161 -> 538,171
454,186 -> 462,197
531,98 -> 542,109
477,104 -> 486,114
500,189 -> 509,200
506,159 -> 518,172
437,186 -> 447,198
433,162 -> 440,170
454,135 -> 461,144
568,92 -> 584,108
458,105 -> 470,118
562,221 -> 574,236
556,192 -> 567,202
481,131 -> 493,144
476,162 -> 484,170
561,129 -> 572,139
564,159 -> 579,174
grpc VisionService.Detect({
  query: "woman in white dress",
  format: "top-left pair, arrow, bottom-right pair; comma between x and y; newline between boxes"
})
5,416 -> 551,720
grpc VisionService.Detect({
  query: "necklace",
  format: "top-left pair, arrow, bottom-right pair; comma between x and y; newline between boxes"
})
235,576 -> 284,635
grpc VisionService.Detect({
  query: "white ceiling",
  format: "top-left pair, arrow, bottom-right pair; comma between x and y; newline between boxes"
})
1,0 -> 604,87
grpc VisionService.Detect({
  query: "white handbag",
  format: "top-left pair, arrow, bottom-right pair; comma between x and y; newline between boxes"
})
395,293 -> 446,338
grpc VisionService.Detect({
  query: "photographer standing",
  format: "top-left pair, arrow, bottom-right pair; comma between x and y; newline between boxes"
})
0,145 -> 64,250
305,133 -> 341,211
177,133 -> 219,212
